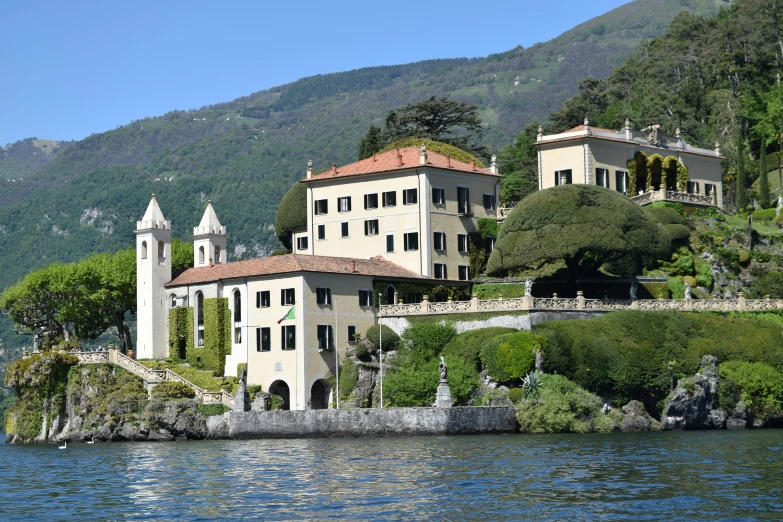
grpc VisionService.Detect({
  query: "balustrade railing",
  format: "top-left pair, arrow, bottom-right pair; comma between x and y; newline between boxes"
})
631,189 -> 716,207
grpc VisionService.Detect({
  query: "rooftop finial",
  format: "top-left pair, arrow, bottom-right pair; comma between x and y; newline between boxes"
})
152,193 -> 156,198
624,119 -> 631,129
675,127 -> 681,138
306,159 -> 313,179
584,117 -> 589,127
490,154 -> 498,175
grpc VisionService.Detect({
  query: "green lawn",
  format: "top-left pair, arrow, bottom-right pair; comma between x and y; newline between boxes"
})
724,215 -> 783,237
137,360 -> 234,391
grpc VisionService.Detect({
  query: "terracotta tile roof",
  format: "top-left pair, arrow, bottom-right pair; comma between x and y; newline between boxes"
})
302,147 -> 499,182
166,254 -> 424,287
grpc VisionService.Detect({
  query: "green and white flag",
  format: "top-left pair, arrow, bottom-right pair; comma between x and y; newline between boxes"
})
277,305 -> 295,324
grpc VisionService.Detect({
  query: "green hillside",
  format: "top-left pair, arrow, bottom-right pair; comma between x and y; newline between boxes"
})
0,0 -> 723,363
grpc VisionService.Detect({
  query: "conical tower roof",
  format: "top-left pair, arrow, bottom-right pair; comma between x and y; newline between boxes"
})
136,194 -> 171,231
194,201 -> 226,236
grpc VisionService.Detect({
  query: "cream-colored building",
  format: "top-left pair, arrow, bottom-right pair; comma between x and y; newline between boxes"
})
535,121 -> 724,208
297,146 -> 503,284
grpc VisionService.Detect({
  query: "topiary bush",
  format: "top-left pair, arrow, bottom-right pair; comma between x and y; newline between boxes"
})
738,249 -> 751,266
442,327 -> 518,370
515,374 -> 614,434
668,277 -> 685,299
366,325 -> 400,352
683,275 -> 697,289
401,323 -> 456,364
151,381 -> 196,400
646,206 -> 688,225
487,185 -> 672,277
507,387 -> 523,403
480,331 -> 544,383
274,182 -> 307,249
665,224 -> 691,243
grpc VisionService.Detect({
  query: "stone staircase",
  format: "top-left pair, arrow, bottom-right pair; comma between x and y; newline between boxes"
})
73,348 -> 235,409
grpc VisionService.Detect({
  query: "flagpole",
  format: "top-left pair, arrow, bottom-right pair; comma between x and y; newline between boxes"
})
378,292 -> 383,409
334,292 -> 339,410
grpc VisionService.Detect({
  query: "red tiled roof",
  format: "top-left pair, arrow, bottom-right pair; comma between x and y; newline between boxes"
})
166,254 -> 424,287
302,147 -> 499,182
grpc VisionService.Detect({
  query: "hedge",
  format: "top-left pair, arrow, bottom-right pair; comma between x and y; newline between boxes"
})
366,324 -> 400,352
168,307 -> 194,360
442,327 -> 518,370
151,381 -> 196,400
274,182 -> 307,249
473,283 -> 526,299
480,331 -> 544,383
646,206 -> 688,226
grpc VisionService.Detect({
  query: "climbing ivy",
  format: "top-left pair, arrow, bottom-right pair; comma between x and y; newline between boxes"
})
647,153 -> 664,191
168,307 -> 194,360
193,298 -> 231,376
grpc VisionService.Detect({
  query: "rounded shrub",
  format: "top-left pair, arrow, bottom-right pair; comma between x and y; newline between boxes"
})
151,381 -> 195,400
683,275 -> 697,289
480,331 -> 545,383
738,249 -> 751,266
442,327 -> 518,370
646,206 -> 688,225
401,322 -> 456,363
487,185 -> 672,277
274,182 -> 307,249
665,224 -> 691,242
719,361 -> 783,421
366,325 -> 400,352
507,387 -> 523,403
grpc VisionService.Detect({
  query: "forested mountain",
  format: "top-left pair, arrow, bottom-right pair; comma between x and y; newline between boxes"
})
0,0 -> 724,360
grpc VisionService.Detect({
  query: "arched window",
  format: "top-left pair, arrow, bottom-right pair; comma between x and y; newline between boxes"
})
158,241 -> 165,259
214,246 -> 221,264
196,292 -> 204,346
199,246 -> 205,265
170,294 -> 177,308
141,241 -> 148,259
233,290 -> 242,322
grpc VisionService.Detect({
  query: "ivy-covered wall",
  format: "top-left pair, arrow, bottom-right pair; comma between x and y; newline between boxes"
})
373,280 -> 469,305
183,298 -> 231,376
168,307 -> 194,360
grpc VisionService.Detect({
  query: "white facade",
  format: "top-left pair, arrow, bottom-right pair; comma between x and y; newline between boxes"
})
193,202 -> 227,267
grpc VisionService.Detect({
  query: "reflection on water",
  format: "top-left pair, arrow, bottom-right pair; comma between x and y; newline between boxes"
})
1,430 -> 782,520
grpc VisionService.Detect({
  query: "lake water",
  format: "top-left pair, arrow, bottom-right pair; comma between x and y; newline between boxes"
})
1,430 -> 782,521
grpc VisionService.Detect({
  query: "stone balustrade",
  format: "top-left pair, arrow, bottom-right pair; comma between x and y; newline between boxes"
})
631,188 -> 716,207
379,292 -> 783,317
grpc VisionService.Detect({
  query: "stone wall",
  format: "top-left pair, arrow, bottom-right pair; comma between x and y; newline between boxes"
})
382,311 -> 603,336
228,407 -> 517,439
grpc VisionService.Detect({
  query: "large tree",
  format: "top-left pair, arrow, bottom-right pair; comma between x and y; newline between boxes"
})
486,185 -> 672,278
759,143 -> 771,208
736,133 -> 748,210
357,96 -> 485,159
497,122 -> 541,204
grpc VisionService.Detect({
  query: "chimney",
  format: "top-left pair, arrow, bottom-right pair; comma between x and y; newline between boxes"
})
490,155 -> 498,175
332,163 -> 337,175
625,119 -> 632,140
373,153 -> 376,162
537,125 -> 544,142
396,149 -> 403,167
209,258 -> 213,268
419,144 -> 427,165
470,159 -> 476,171
349,259 -> 356,273
715,141 -> 721,156
306,159 -> 313,179
446,156 -> 451,168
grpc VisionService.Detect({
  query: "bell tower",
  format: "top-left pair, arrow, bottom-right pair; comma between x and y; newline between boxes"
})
193,201 -> 227,267
135,194 -> 172,359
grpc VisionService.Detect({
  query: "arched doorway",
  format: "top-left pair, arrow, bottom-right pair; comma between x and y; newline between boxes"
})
269,380 -> 290,410
386,285 -> 396,305
310,380 -> 330,410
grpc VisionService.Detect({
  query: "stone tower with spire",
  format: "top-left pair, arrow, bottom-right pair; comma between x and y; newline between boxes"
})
193,201 -> 227,267
135,194 -> 172,359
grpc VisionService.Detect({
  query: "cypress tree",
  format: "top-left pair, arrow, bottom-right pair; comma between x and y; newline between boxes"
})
736,134 -> 748,211
759,143 -> 771,209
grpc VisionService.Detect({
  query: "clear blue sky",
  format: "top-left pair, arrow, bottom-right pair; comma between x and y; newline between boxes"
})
0,0 -> 629,146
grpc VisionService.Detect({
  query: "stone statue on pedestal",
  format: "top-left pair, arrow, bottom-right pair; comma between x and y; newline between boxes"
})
684,280 -> 692,300
439,356 -> 448,383
630,280 -> 638,300
435,356 -> 453,408
233,366 -> 251,412
524,278 -> 533,297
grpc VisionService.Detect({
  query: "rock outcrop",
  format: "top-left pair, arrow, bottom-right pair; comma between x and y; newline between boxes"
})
661,356 -> 726,430
620,400 -> 661,432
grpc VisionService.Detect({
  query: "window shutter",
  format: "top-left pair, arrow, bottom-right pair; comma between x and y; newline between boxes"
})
256,291 -> 260,308
566,171 -> 572,184
554,172 -> 559,186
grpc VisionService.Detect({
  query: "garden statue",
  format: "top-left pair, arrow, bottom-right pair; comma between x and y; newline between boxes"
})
630,280 -> 638,300
439,355 -> 448,384
239,366 -> 248,388
524,278 -> 533,297
777,195 -> 783,217
684,280 -> 692,299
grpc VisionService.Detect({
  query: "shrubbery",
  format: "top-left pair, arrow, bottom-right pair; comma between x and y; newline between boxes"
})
515,374 -> 614,433
442,327 -> 517,370
480,331 -> 544,383
719,361 -> 783,421
646,206 -> 688,225
152,381 -> 196,400
401,323 -> 456,363
274,182 -> 307,249
384,352 -> 478,407
366,325 -> 400,352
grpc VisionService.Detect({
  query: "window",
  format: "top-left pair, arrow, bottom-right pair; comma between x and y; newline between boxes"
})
198,245 -> 204,265
316,287 -> 332,305
458,186 -> 471,215
314,199 -> 328,215
433,231 -> 446,251
317,224 -> 326,240
296,236 -> 308,250
257,290 -> 270,308
158,241 -> 165,259
616,170 -> 629,194
458,234 -> 469,253
382,191 -> 396,207
403,188 -> 417,205
484,236 -> 495,254
281,288 -> 295,305
459,265 -> 469,281
432,187 -> 445,205
141,241 -> 148,259
364,193 -> 378,209
483,194 -> 496,210
341,222 -> 349,238
434,263 -> 447,279
233,290 -> 242,322
256,327 -> 271,352
235,327 -> 242,344
170,294 -> 177,308
317,325 -> 334,351
364,219 -> 379,236
359,290 -> 373,307
386,234 -> 395,253
555,170 -> 572,185
687,181 -> 700,194
407,292 -> 422,304
404,232 -> 418,251
705,183 -> 716,197
596,168 -> 609,188
196,292 -> 204,347
281,325 -> 296,350
348,325 -> 357,343
214,246 -> 221,264
338,196 -> 351,213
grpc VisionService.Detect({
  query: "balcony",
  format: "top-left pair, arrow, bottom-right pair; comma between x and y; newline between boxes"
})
632,188 -> 717,208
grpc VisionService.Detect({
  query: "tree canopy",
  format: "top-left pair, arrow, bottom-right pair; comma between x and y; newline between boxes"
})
274,181 -> 307,249
486,185 -> 672,277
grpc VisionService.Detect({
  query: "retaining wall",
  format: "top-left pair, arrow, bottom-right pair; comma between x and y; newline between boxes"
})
228,407 -> 517,439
